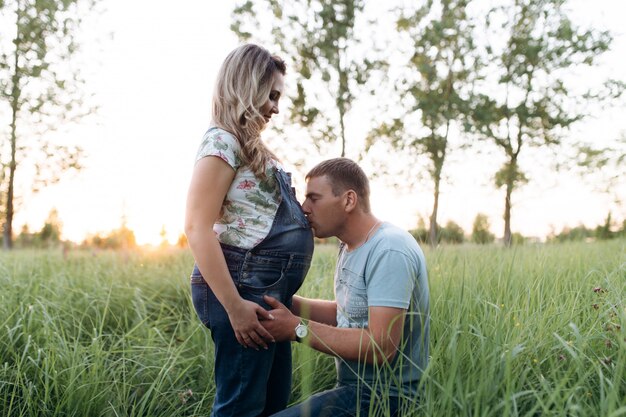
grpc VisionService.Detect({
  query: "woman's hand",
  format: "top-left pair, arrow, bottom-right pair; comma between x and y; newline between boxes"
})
187,157 -> 275,350
227,298 -> 276,350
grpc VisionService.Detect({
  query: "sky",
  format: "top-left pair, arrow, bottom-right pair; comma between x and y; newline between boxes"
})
12,0 -> 626,245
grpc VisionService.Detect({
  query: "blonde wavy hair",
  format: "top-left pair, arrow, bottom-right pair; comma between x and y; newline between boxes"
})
212,44 -> 286,177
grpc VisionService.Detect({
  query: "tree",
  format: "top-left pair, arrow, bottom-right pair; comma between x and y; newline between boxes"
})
619,219 -> 626,238
38,208 -> 62,244
15,224 -> 33,247
367,0 -> 477,247
159,224 -> 169,248
0,0 -> 100,249
572,135 -> 626,217
82,225 -> 136,250
14,208 -> 62,247
511,232 -> 525,245
548,223 -> 590,242
594,212 -> 616,240
467,0 -> 622,246
409,216 -> 429,244
176,233 -> 188,248
471,213 -> 495,244
231,0 -> 378,158
439,220 -> 465,244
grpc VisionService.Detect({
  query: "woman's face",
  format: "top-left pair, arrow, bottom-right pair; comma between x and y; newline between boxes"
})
259,72 -> 285,124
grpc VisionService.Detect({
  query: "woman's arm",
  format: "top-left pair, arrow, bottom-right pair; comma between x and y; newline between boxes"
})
185,156 -> 274,350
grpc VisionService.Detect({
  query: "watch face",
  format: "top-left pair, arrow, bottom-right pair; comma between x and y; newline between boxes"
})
296,324 -> 308,338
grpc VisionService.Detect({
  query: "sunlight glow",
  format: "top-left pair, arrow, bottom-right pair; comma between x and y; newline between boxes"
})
10,0 -> 626,246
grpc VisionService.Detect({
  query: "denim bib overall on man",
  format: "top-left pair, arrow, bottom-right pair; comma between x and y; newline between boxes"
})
191,167 -> 313,417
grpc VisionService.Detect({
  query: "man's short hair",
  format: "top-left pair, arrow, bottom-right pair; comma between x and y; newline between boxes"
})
306,158 -> 371,213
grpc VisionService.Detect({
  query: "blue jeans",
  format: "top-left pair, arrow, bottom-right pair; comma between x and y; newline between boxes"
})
191,168 -> 313,417
269,384 -> 400,417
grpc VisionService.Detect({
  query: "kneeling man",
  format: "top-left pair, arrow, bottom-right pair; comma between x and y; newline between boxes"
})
263,158 -> 430,417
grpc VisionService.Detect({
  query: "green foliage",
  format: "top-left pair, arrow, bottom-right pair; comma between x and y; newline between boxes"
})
231,0 -> 377,157
37,209 -> 62,243
367,0 -> 478,247
411,219 -> 466,245
550,224 -> 594,242
494,162 -> 528,189
467,0 -> 621,246
0,0 -> 100,249
82,225 -> 137,250
439,220 -> 465,244
408,216 -> 429,244
14,211 -> 143,250
548,212 -> 625,242
511,232 -> 526,245
14,209 -> 63,248
570,136 -> 626,215
471,213 -> 495,244
0,240 -> 624,415
594,212 -> 614,241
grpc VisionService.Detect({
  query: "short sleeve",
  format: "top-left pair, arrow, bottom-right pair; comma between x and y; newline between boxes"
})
365,249 -> 416,309
195,128 -> 242,170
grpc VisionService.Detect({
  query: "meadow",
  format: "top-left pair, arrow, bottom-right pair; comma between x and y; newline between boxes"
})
0,240 -> 624,416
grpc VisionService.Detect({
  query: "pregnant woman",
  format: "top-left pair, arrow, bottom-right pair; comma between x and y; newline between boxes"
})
184,44 -> 313,417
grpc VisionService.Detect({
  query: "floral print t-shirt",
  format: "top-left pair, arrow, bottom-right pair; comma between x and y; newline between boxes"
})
195,127 -> 281,249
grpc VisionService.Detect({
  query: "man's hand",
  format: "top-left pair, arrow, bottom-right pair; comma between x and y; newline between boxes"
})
261,295 -> 301,342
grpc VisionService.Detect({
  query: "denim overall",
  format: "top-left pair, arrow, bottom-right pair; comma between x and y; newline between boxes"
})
190,168 -> 314,417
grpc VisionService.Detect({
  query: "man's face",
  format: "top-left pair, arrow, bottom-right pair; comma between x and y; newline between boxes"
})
302,175 -> 346,239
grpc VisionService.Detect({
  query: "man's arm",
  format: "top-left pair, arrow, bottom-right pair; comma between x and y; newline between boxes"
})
263,296 -> 405,365
291,295 -> 337,326
306,305 -> 405,364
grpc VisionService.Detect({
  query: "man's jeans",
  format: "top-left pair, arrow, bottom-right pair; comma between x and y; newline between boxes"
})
269,384 -> 400,417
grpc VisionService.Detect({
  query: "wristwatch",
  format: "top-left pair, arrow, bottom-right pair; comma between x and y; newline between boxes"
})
294,319 -> 309,343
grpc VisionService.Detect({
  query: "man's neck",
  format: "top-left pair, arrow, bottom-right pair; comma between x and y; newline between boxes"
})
340,214 -> 381,251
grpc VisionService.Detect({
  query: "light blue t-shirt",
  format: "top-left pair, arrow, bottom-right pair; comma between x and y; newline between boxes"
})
334,222 -> 430,397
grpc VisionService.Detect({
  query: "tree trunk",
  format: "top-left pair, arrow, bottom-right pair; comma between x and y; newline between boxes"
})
4,102 -> 17,250
336,54 -> 347,158
503,180 -> 513,247
3,27 -> 20,250
339,109 -> 346,158
429,176 -> 440,247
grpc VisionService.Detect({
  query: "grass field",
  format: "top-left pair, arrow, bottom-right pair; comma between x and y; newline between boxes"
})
0,240 -> 624,416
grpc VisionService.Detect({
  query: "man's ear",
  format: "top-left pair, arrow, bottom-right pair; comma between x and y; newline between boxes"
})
344,190 -> 358,212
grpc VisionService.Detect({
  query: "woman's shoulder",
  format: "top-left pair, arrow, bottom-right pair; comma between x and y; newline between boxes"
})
203,127 -> 240,149
196,127 -> 242,168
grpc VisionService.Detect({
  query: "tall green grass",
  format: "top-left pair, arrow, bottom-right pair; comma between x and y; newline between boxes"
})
419,240 -> 625,417
0,240 -> 624,416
